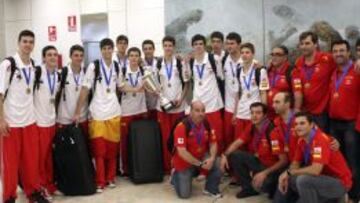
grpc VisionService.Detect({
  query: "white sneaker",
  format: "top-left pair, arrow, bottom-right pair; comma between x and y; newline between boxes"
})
107,181 -> 116,188
203,189 -> 223,199
42,188 -> 53,201
96,187 -> 104,193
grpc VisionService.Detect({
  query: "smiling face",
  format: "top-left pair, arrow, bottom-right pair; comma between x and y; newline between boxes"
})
101,45 -> 114,61
332,43 -> 350,66
294,116 -> 314,137
192,40 -> 206,55
270,47 -> 287,67
44,49 -> 58,68
226,39 -> 240,55
250,106 -> 266,125
142,44 -> 154,59
299,36 -> 317,57
116,40 -> 128,55
18,36 -> 35,56
163,41 -> 174,57
240,47 -> 254,64
70,50 -> 84,68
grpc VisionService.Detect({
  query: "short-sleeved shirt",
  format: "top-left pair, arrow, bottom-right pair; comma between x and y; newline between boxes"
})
223,56 -> 241,113
294,129 -> 352,190
172,121 -> 217,171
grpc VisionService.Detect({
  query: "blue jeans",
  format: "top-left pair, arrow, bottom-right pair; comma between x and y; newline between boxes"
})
171,160 -> 222,199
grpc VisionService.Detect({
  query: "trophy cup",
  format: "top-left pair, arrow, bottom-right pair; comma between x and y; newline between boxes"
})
142,70 -> 176,112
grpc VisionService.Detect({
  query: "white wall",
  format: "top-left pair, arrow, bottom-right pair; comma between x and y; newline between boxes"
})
3,0 -> 165,64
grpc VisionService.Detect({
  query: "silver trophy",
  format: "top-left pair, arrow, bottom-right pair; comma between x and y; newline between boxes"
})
142,70 -> 175,112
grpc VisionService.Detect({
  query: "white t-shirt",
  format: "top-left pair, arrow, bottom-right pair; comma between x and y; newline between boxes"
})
223,55 -> 242,113
186,52 -> 224,114
156,56 -> 186,113
82,59 -> 122,121
34,65 -> 60,127
143,58 -> 158,111
236,61 -> 268,120
120,66 -> 147,116
56,65 -> 88,125
0,53 -> 36,127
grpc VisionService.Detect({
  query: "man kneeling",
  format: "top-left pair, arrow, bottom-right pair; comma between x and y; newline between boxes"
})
170,100 -> 222,199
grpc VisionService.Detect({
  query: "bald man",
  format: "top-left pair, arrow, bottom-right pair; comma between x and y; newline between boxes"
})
170,101 -> 222,199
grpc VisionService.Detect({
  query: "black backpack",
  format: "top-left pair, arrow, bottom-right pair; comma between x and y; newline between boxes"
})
3,56 -> 35,99
189,53 -> 225,102
156,57 -> 185,89
167,117 -> 211,155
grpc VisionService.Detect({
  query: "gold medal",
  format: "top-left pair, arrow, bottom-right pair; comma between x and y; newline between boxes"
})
232,80 -> 235,85
26,87 -> 31,94
199,81 -> 202,86
168,83 -> 171,88
333,92 -> 339,99
304,83 -> 311,89
106,88 -> 111,93
133,93 -> 136,97
197,147 -> 202,153
75,86 -> 79,91
247,93 -> 251,98
50,98 -> 55,105
284,144 -> 289,152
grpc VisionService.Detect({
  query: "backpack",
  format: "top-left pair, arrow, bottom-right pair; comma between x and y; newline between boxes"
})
167,116 -> 211,155
156,57 -> 184,88
189,53 -> 225,102
3,56 -> 35,99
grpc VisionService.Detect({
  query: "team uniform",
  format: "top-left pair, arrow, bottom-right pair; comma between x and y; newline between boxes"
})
328,61 -> 360,200
156,56 -> 186,173
82,59 -> 122,188
33,65 -> 60,194
56,65 -> 89,135
292,52 -> 336,132
119,66 -> 147,175
0,53 -> 42,201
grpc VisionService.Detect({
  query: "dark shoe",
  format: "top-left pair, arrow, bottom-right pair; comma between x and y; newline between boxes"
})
236,189 -> 259,199
29,191 -> 50,203
5,197 -> 16,203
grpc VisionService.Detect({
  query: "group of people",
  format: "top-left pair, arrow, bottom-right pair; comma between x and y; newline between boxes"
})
0,29 -> 359,203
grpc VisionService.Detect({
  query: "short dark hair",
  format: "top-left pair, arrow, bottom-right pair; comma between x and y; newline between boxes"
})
42,45 -> 57,58
331,39 -> 351,51
273,45 -> 289,55
191,34 -> 206,46
142,39 -> 155,49
100,38 -> 114,49
18,30 -> 35,42
240,42 -> 255,54
226,32 -> 242,44
127,47 -> 141,56
210,31 -> 224,42
294,111 -> 314,123
250,102 -> 268,115
116,35 -> 129,44
299,31 -> 318,44
69,44 -> 84,57
356,38 -> 360,48
162,36 -> 176,46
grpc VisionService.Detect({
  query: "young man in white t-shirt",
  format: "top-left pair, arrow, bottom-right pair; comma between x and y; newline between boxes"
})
210,31 -> 227,61
73,38 -> 122,192
222,32 -> 242,149
156,36 -> 189,174
232,42 -> 268,148
33,45 -> 61,200
142,40 -> 158,120
0,30 -> 49,203
185,34 -> 225,153
56,45 -> 88,135
113,35 -> 129,69
119,47 -> 148,175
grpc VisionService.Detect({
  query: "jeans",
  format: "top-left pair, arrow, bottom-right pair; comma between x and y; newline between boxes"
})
172,159 -> 222,199
273,175 -> 346,203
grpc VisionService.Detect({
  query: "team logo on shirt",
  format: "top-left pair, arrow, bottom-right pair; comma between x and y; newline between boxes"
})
313,147 -> 322,159
271,140 -> 280,151
177,138 -> 184,144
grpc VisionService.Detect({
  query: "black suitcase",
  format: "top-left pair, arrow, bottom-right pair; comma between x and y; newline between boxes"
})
53,125 -> 96,195
128,119 -> 164,184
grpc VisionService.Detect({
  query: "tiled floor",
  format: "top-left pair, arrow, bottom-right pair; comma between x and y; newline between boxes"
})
17,176 -> 270,203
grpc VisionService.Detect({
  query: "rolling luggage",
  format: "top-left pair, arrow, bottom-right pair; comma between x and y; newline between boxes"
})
53,124 -> 96,195
128,119 -> 164,184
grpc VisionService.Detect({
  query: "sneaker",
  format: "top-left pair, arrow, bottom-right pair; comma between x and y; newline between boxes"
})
203,189 -> 223,199
29,191 -> 50,203
236,189 -> 259,199
96,186 -> 104,193
41,188 -> 53,201
107,181 -> 116,188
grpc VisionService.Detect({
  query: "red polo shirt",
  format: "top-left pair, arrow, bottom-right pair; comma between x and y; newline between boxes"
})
270,115 -> 298,162
267,61 -> 293,119
292,52 -> 336,114
294,129 -> 352,190
329,63 -> 360,124
238,122 -> 279,167
173,122 -> 217,171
